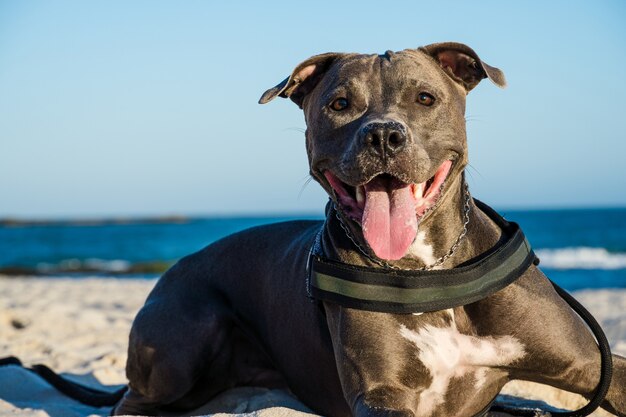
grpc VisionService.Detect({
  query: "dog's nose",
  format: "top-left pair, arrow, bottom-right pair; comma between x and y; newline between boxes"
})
360,121 -> 407,157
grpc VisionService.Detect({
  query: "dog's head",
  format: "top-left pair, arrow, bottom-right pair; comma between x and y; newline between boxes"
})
260,42 -> 505,261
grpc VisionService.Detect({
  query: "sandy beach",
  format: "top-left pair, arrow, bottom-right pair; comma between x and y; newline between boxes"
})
0,276 -> 624,417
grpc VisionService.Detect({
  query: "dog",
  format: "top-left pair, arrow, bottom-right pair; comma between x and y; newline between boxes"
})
113,42 -> 626,417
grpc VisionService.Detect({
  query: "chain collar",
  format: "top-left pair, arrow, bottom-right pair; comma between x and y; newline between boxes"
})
332,182 -> 471,271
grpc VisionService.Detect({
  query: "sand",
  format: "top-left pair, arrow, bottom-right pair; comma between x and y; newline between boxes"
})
0,277 -> 624,417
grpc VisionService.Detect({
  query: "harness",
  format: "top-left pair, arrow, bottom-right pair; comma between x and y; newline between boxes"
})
307,199 -> 613,417
308,199 -> 536,314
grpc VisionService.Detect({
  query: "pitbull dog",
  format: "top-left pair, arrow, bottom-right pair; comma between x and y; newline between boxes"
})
114,42 -> 626,417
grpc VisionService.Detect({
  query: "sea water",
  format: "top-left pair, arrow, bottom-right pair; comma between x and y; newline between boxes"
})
1,207 -> 625,292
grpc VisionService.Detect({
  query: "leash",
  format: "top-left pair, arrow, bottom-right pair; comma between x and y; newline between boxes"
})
0,356 -> 127,407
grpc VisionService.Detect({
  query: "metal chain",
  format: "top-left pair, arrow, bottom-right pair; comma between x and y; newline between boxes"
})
426,182 -> 471,269
333,182 -> 472,271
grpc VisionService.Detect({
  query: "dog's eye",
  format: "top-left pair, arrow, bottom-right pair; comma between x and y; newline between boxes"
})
330,98 -> 349,111
417,92 -> 435,107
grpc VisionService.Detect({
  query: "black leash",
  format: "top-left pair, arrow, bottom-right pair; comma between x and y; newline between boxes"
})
489,279 -> 613,417
0,356 -> 127,407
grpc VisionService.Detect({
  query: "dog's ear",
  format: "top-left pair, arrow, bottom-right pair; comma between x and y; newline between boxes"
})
259,53 -> 342,108
420,42 -> 506,92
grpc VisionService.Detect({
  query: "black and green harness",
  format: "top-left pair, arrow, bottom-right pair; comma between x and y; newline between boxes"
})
308,200 -> 536,314
307,199 -> 613,417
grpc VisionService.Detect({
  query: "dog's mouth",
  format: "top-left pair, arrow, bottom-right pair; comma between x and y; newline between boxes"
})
324,160 -> 453,261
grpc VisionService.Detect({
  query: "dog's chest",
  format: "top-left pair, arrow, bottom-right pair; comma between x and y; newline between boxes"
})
399,309 -> 525,416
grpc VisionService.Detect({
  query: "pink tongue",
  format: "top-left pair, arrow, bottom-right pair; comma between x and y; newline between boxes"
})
362,178 -> 418,260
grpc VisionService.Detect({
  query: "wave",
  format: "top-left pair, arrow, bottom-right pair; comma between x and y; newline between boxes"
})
0,259 -> 173,276
535,247 -> 626,270
37,258 -> 131,273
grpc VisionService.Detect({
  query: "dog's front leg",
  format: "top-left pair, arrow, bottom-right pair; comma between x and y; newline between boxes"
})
468,267 -> 626,416
516,271 -> 626,416
324,303 -> 417,417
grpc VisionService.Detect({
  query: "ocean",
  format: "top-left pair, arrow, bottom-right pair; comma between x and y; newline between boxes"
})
1,207 -> 625,292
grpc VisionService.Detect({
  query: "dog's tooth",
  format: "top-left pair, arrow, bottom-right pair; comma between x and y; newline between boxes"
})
356,186 -> 365,206
413,183 -> 424,199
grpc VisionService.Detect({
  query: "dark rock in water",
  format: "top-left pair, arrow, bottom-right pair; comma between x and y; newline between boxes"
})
0,260 -> 172,277
0,266 -> 39,276
127,261 -> 173,274
0,215 -> 192,227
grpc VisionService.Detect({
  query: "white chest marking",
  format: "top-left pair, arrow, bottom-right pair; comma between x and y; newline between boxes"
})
399,310 -> 525,416
407,230 -> 437,266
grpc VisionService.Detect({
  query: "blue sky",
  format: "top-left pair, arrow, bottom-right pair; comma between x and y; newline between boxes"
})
1,1 -> 625,218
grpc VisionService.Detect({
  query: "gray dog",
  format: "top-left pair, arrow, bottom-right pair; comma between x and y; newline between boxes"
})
113,42 -> 626,417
